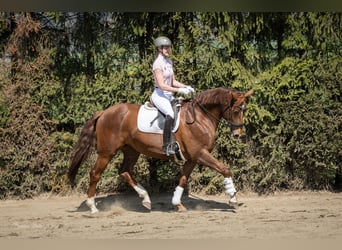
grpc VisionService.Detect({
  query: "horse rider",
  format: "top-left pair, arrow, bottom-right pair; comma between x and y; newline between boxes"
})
151,36 -> 195,156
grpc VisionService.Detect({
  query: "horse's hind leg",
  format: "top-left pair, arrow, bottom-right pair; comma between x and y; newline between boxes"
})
86,154 -> 112,213
119,146 -> 151,210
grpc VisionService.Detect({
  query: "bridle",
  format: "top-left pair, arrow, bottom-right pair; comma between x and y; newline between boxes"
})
221,105 -> 245,130
186,95 -> 245,131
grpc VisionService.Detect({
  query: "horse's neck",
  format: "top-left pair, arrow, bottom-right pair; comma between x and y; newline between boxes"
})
196,103 -> 222,130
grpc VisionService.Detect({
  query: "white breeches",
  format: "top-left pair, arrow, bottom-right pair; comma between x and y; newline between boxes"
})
151,88 -> 175,118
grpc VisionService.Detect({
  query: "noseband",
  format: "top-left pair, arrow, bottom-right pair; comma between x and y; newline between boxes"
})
221,105 -> 245,129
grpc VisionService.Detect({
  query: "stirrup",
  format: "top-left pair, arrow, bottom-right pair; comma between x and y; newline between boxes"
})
172,141 -> 186,165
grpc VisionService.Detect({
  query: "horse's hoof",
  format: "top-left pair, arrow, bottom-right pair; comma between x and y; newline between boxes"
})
229,201 -> 239,209
90,207 -> 99,214
143,201 -> 151,210
86,198 -> 99,213
176,204 -> 187,212
229,195 -> 239,209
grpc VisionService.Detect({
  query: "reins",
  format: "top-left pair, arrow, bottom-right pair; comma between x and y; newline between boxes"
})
185,92 -> 197,124
185,92 -> 244,129
197,103 -> 221,123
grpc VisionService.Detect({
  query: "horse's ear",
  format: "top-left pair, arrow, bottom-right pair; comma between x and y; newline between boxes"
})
244,89 -> 254,99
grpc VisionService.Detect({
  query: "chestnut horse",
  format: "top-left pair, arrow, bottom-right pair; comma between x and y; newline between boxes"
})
68,87 -> 253,213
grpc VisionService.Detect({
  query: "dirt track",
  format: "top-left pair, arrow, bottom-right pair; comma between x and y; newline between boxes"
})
0,191 -> 341,239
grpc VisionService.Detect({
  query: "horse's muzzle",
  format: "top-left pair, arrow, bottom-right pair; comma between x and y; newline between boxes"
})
231,127 -> 243,139
233,133 -> 241,139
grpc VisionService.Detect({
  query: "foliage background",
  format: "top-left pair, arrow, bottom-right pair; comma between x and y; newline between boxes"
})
0,12 -> 341,199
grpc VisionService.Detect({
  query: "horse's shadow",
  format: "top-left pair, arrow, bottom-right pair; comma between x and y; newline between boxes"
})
73,192 -> 241,213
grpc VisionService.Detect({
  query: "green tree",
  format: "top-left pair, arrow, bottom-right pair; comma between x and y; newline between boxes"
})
0,12 -> 341,198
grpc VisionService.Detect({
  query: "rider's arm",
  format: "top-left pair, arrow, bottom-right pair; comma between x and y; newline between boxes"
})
154,69 -> 182,93
172,74 -> 187,88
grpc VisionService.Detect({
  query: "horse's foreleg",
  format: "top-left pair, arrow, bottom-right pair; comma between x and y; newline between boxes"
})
172,161 -> 196,212
119,147 -> 151,210
198,151 -> 238,208
87,155 -> 112,213
224,177 -> 237,204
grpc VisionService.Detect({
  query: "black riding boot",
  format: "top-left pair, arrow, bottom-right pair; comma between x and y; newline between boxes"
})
163,115 -> 175,156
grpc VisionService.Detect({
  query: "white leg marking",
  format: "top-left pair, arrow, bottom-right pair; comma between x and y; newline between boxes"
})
224,177 -> 238,207
86,197 -> 99,214
171,186 -> 184,206
224,177 -> 236,197
133,183 -> 151,209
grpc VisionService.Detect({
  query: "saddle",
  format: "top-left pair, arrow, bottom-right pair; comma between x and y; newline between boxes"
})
137,97 -> 185,164
137,98 -> 183,134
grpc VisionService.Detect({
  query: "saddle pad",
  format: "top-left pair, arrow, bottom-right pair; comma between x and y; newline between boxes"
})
137,102 -> 180,134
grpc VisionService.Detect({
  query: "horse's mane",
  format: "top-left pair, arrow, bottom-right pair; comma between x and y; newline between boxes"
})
194,87 -> 238,105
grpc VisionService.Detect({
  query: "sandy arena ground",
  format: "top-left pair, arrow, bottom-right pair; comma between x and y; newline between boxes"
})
0,191 -> 341,239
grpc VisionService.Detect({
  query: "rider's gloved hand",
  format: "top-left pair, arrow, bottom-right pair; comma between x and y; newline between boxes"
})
177,87 -> 191,95
186,86 -> 195,93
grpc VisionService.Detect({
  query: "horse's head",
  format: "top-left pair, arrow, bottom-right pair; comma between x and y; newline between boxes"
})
223,89 -> 253,138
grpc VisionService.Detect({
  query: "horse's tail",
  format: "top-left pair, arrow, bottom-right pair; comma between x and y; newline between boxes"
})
68,110 -> 104,187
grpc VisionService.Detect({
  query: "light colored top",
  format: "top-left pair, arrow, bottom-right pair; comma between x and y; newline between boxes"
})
153,53 -> 174,91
